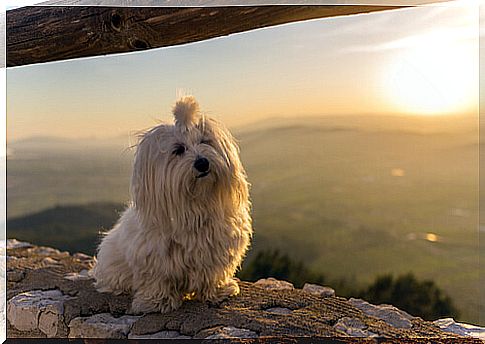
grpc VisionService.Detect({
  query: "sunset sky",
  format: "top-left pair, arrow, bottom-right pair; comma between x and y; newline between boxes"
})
6,2 -> 479,141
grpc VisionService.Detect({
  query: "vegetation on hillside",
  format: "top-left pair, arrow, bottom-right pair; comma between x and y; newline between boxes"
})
359,273 -> 459,320
237,249 -> 325,288
7,202 -> 459,321
6,116 -> 478,322
238,249 -> 459,321
8,203 -> 124,255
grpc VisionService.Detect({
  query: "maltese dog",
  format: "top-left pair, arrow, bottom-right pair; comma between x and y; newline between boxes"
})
91,96 -> 252,314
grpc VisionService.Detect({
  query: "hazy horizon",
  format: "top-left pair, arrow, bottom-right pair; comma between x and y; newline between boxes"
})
6,110 -> 480,323
5,112 -> 478,145
6,3 -> 478,142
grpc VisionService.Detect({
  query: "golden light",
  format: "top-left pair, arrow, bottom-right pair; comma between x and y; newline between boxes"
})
425,233 -> 439,243
382,27 -> 477,116
391,168 -> 405,177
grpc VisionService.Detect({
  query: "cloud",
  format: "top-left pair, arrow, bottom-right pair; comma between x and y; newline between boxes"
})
342,26 -> 477,54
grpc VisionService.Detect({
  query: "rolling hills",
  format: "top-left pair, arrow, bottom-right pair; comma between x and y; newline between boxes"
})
6,114 -> 479,323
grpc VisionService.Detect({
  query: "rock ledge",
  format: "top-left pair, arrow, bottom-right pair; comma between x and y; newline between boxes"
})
6,240 -> 482,342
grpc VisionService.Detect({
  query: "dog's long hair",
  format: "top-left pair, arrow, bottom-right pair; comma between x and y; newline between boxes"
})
91,96 -> 252,313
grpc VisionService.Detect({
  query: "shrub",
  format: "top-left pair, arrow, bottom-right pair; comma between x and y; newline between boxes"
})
359,273 -> 459,320
237,249 -> 325,288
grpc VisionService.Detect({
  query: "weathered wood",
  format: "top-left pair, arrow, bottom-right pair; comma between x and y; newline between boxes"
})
7,5 -> 399,67
38,0 -> 452,6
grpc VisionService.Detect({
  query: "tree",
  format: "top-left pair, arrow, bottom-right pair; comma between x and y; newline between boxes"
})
359,273 -> 459,320
238,249 -> 325,288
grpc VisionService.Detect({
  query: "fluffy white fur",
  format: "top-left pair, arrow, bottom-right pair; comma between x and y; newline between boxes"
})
91,96 -> 252,314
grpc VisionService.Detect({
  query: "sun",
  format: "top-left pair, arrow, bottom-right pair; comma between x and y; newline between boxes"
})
382,29 -> 477,116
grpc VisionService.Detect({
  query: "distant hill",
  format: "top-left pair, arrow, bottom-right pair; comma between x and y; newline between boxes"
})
8,202 -> 125,255
8,134 -> 135,160
6,114 -> 480,323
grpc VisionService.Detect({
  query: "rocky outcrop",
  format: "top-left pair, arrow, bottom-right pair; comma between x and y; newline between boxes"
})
5,240 -> 482,342
433,318 -> 485,341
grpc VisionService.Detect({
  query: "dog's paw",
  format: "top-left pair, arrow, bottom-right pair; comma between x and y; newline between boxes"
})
94,286 -> 113,294
129,296 -> 182,314
129,298 -> 160,315
212,278 -> 240,303
94,283 -> 126,296
157,300 -> 182,314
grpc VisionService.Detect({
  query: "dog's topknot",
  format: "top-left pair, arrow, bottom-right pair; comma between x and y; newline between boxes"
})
173,96 -> 201,129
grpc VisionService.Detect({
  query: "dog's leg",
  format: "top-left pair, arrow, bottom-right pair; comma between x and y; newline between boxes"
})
91,257 -> 133,296
197,278 -> 240,306
130,295 -> 160,314
215,278 -> 240,300
130,289 -> 183,314
158,295 -> 183,313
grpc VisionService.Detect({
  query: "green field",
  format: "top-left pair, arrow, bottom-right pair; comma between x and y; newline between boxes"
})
7,115 -> 480,324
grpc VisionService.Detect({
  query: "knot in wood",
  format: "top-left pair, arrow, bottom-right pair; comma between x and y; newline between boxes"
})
110,13 -> 122,32
129,38 -> 150,50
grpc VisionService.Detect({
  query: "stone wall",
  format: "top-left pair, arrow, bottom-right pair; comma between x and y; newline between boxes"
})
5,240 -> 483,342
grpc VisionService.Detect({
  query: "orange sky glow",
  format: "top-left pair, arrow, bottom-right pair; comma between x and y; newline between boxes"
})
6,2 -> 479,141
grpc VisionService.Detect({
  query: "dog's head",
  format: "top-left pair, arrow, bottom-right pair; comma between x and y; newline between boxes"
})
131,96 -> 249,226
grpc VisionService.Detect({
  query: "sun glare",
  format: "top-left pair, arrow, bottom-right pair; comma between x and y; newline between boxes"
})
383,27 -> 477,116
425,233 -> 439,243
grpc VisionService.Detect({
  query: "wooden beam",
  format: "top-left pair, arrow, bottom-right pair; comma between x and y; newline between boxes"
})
7,5 -> 400,67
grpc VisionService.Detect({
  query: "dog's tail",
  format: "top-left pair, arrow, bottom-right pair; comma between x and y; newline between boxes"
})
173,95 -> 201,130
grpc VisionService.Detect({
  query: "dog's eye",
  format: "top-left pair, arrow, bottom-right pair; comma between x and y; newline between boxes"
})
200,139 -> 212,146
173,145 -> 186,156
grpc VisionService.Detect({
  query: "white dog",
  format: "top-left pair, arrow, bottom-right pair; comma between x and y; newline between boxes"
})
91,96 -> 252,314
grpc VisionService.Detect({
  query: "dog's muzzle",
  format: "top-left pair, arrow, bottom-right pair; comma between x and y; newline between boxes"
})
194,157 -> 210,178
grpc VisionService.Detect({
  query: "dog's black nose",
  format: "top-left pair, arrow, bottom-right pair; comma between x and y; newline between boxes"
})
194,157 -> 210,173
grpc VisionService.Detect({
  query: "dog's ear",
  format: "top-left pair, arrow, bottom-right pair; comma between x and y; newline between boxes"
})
173,96 -> 201,130
131,131 -> 164,225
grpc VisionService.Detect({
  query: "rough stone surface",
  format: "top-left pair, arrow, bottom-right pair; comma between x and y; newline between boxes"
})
254,277 -> 294,291
42,257 -> 60,266
7,289 -> 72,337
128,330 -> 191,339
72,252 -> 92,261
266,307 -> 293,315
7,271 -> 25,283
434,318 -> 485,340
303,283 -> 335,297
64,269 -> 91,281
204,326 -> 259,339
39,310 -> 63,338
69,313 -> 140,339
334,317 -> 378,337
5,241 -> 482,342
349,298 -> 414,329
7,239 -> 33,250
